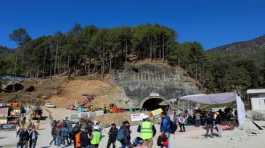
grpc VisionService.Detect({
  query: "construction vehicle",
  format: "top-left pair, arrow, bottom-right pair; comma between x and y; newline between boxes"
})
31,106 -> 43,120
67,95 -> 95,111
109,103 -> 122,113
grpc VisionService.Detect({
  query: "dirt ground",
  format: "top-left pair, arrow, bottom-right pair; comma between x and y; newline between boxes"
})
0,76 -> 66,103
48,79 -> 135,108
0,76 -> 135,109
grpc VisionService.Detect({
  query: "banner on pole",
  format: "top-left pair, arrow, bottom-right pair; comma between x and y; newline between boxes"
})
130,113 -> 149,121
151,108 -> 163,116
236,95 -> 246,128
130,113 -> 143,121
0,108 -> 8,117
0,108 -> 8,125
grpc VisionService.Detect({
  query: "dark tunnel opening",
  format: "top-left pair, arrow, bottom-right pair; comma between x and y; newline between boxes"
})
142,97 -> 169,111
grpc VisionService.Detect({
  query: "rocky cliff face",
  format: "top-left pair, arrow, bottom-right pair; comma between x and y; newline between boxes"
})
113,63 -> 201,102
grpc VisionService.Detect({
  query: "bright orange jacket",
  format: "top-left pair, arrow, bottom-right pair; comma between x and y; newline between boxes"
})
74,131 -> 81,148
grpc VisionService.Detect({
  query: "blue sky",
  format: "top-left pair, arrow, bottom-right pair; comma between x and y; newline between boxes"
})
0,0 -> 264,49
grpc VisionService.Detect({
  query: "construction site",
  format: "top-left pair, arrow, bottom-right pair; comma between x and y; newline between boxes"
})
1,62 -> 265,148
0,62 -> 201,125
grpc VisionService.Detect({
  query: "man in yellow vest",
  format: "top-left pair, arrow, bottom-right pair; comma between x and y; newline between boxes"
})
91,126 -> 102,148
137,116 -> 156,148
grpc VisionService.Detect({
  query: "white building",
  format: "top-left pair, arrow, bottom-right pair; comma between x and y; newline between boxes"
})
247,89 -> 265,111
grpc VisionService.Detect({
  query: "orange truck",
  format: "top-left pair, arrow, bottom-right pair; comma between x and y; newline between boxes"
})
109,104 -> 122,113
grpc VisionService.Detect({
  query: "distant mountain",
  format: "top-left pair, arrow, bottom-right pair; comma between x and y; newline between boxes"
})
208,35 -> 265,53
0,46 -> 13,58
207,35 -> 265,65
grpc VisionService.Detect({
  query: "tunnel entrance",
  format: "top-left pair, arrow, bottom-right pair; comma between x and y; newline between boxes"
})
141,97 -> 169,111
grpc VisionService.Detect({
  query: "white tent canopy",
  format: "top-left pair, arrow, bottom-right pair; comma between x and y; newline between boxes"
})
179,92 -> 237,105
180,92 -> 246,127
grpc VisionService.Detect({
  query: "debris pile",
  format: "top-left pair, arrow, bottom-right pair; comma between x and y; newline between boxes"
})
48,79 -> 136,110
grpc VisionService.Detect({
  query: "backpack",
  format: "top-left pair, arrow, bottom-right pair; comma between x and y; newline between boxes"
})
117,127 -> 125,141
170,120 -> 177,133
71,124 -> 80,140
157,134 -> 168,146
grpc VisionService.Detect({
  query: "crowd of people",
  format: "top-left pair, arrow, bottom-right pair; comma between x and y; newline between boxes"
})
173,107 -> 237,137
16,118 -> 39,148
71,111 -> 174,148
15,106 -> 237,148
48,118 -> 105,148
46,112 -> 172,148
49,118 -> 73,147
50,109 -> 234,148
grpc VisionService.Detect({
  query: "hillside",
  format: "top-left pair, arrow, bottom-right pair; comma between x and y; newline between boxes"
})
48,78 -> 135,108
207,35 -> 265,65
114,61 -> 201,101
203,35 -> 265,92
208,35 -> 265,53
0,46 -> 14,75
0,76 -> 135,108
0,62 -> 201,109
0,46 -> 12,55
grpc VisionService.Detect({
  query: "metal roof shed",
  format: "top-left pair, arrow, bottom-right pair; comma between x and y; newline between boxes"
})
247,89 -> 265,111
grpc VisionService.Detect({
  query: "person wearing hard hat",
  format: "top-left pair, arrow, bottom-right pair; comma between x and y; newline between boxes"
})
137,115 -> 156,148
91,126 -> 102,148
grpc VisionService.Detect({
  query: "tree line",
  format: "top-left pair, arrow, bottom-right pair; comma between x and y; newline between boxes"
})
1,24 -> 265,93
3,24 -> 181,77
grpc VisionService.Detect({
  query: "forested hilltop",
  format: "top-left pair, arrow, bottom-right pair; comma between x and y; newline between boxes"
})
206,35 -> 265,92
0,24 -> 265,93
